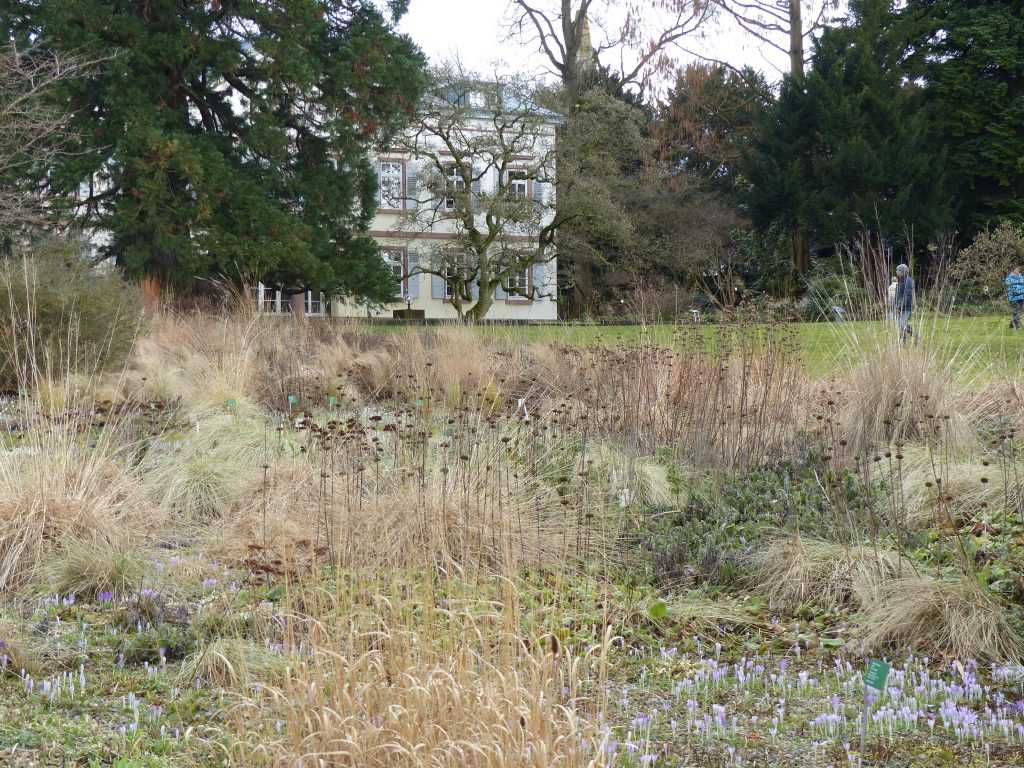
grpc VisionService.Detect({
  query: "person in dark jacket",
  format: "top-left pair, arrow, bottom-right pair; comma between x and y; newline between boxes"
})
895,263 -> 914,343
1005,266 -> 1024,329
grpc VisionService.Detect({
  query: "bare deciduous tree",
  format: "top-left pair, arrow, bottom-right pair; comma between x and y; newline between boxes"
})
393,66 -> 565,321
710,2 -> 842,278
713,1 -> 840,78
0,43 -> 90,235
509,0 -> 714,99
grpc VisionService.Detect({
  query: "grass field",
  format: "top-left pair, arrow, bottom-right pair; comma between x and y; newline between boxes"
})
473,315 -> 1024,376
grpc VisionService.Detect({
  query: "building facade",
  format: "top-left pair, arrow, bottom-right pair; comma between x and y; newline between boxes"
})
258,86 -> 559,321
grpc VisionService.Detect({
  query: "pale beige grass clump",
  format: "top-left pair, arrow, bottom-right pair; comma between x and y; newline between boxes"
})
40,538 -> 144,599
231,602 -> 611,768
751,535 -> 912,611
182,637 -> 291,689
209,441 -> 606,576
205,459 -> 323,565
138,413 -> 269,520
0,418 -> 157,592
838,330 -> 995,458
857,575 -> 1023,662
896,445 -> 1024,527
125,311 -> 264,415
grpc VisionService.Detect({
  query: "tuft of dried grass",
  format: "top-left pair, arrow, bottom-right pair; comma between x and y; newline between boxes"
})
209,431 -> 610,576
139,414 -> 268,520
856,575 -> 1023,662
230,589 -> 611,768
0,411 -> 158,592
751,535 -> 912,611
896,445 -> 1024,528
182,637 -> 290,689
837,331 -> 995,458
41,538 -> 144,599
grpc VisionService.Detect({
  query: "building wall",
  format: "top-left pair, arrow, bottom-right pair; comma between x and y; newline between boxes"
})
330,111 -> 558,321
258,110 -> 560,321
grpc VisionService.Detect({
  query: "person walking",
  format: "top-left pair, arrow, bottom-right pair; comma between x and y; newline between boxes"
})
894,264 -> 914,343
1005,266 -> 1024,329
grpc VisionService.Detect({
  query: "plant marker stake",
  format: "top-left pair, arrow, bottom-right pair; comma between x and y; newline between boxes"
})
861,659 -> 890,765
287,394 -> 297,414
327,394 -> 337,409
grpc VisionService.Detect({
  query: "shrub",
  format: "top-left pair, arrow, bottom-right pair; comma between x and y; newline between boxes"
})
0,239 -> 143,391
948,221 -> 1024,304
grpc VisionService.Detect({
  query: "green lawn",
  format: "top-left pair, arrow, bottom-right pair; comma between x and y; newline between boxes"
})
471,314 -> 1024,378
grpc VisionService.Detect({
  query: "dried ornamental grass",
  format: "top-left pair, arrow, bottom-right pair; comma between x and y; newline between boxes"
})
181,637 -> 291,689
40,538 -> 144,599
856,575 -> 1023,663
0,418 -> 157,592
208,433 -> 611,576
231,603 -> 612,768
751,536 -> 911,611
838,334 -> 994,457
139,414 -> 269,520
897,446 -> 1024,528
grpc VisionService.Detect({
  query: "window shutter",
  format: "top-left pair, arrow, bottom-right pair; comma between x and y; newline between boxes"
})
431,271 -> 446,299
406,160 -> 418,210
532,263 -> 548,298
532,180 -> 545,205
470,166 -> 482,212
407,251 -> 420,299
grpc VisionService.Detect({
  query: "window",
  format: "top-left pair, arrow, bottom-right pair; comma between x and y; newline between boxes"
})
260,286 -> 278,313
305,291 -> 325,316
379,160 -> 404,209
444,256 -> 466,300
504,268 -> 530,298
507,170 -> 529,200
443,164 -> 465,210
257,285 -> 291,314
382,249 -> 406,299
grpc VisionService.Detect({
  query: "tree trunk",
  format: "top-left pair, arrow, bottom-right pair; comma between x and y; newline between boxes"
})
789,0 -> 808,282
789,0 -> 804,78
792,230 -> 811,276
466,285 -> 495,322
140,274 -> 162,312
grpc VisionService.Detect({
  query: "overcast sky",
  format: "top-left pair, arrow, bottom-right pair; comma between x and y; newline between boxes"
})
396,0 -> 824,90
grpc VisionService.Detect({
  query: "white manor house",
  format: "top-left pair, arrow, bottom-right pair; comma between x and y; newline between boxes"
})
256,85 -> 559,321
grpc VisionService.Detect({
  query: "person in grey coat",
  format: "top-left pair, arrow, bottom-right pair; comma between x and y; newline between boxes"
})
894,263 -> 914,344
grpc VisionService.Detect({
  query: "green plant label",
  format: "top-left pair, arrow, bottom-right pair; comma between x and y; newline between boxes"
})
863,659 -> 890,691
287,394 -> 298,406
226,399 -> 236,410
327,395 -> 337,407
